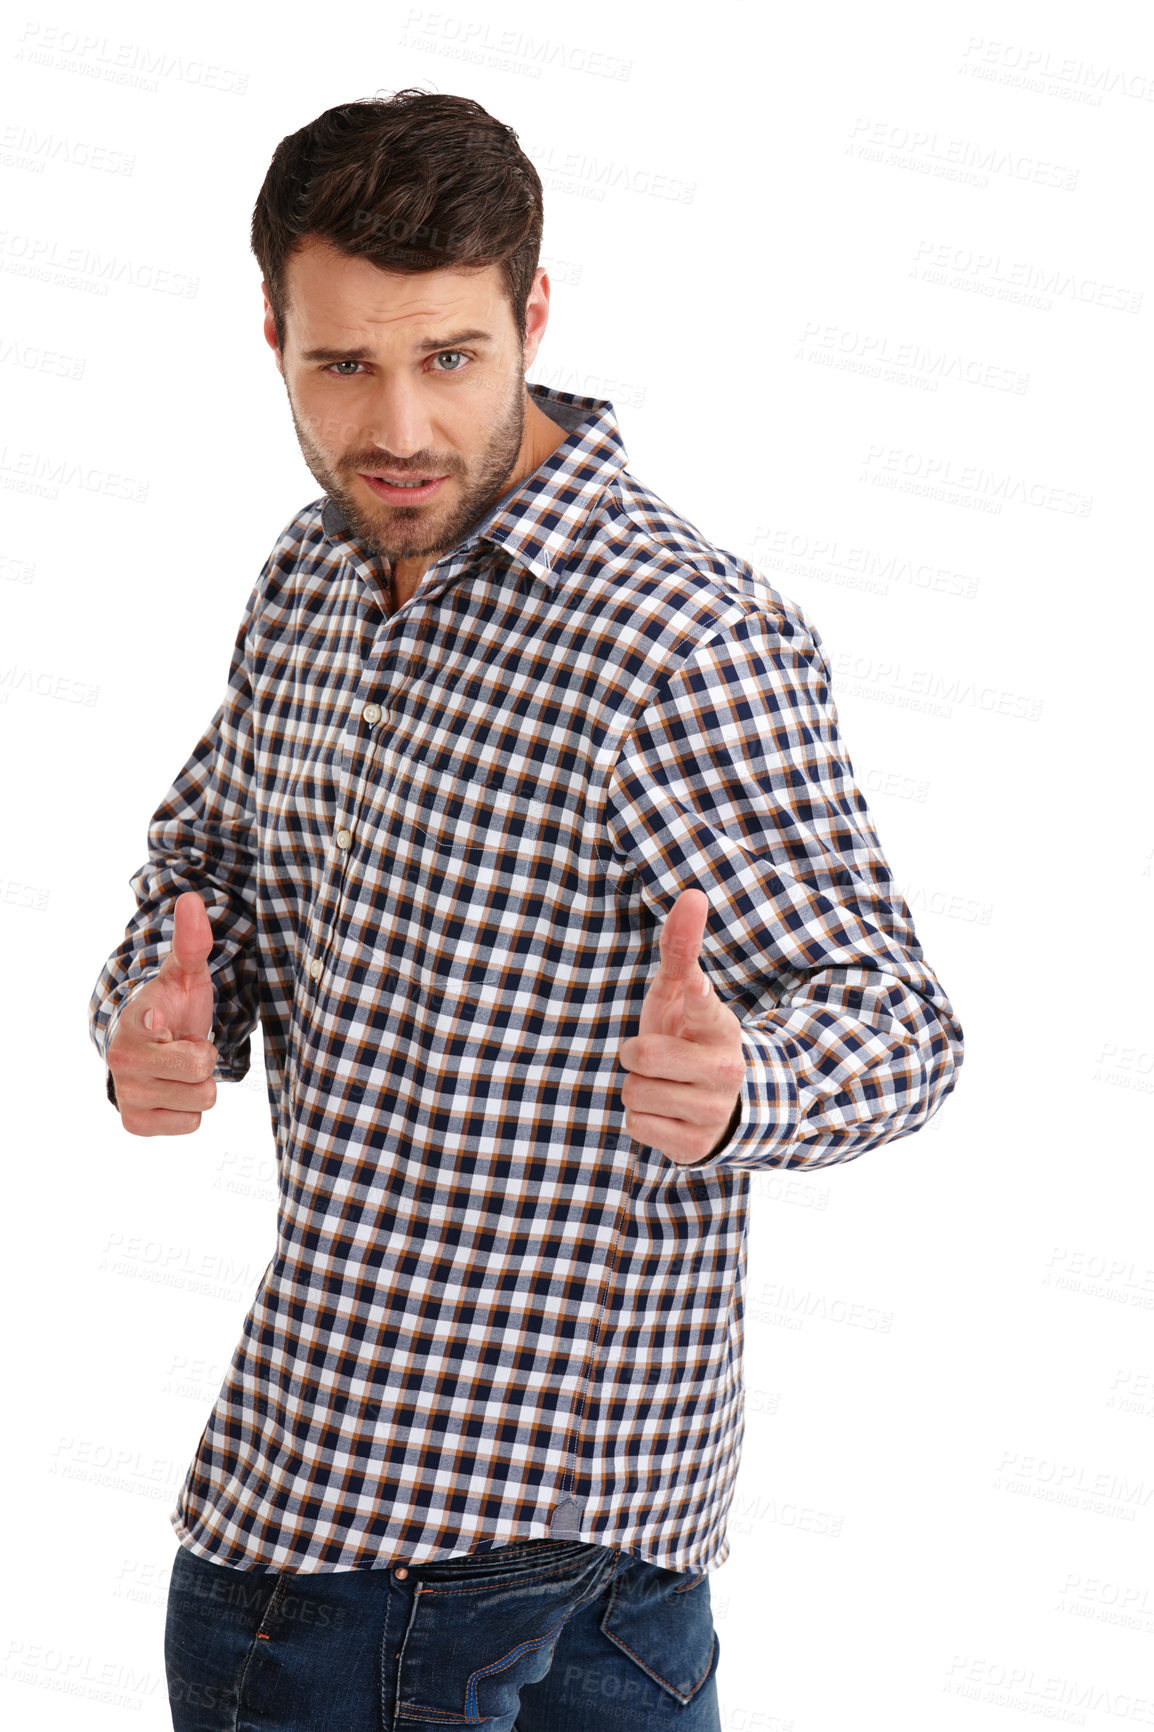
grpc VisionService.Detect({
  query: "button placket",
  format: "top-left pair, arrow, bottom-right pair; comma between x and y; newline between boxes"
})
308,676 -> 389,990
298,549 -> 403,1030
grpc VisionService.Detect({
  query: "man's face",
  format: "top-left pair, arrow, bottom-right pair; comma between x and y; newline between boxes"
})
263,238 -> 542,566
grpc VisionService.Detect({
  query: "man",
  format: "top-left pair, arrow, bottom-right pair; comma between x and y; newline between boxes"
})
90,90 -> 963,1730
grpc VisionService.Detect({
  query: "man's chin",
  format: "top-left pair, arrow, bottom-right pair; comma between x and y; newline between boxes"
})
342,481 -> 449,549
346,512 -> 445,564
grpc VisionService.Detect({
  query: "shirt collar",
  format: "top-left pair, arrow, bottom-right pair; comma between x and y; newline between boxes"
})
319,381 -> 628,590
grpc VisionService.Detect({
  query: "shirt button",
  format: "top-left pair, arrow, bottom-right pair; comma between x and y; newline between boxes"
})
394,1566 -> 408,1579
309,959 -> 322,980
362,703 -> 382,726
335,828 -> 353,850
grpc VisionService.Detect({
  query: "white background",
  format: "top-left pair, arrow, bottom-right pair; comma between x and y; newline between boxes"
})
2,1 -> 1152,1726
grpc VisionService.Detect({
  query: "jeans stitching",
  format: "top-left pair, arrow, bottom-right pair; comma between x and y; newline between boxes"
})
463,1617 -> 570,1722
397,1551 -> 618,1722
410,1560 -> 605,1599
233,1576 -> 290,1715
598,1571 -> 716,1704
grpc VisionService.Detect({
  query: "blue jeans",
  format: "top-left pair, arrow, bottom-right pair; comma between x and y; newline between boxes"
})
164,1537 -> 722,1730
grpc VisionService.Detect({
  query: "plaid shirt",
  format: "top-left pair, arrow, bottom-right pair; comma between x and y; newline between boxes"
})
89,381 -> 963,1576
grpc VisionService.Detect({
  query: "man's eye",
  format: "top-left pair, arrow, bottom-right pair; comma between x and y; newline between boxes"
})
325,353 -> 469,377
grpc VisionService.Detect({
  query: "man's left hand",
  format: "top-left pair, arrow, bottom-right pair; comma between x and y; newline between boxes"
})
618,887 -> 746,1166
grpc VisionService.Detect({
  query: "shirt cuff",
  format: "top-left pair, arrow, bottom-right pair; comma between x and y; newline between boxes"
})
675,1025 -> 800,1171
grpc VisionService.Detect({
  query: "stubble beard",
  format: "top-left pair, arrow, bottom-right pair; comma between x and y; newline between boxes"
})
284,369 -> 528,565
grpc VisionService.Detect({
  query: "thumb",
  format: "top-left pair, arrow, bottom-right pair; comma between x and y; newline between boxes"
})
168,890 -> 214,979
147,891 -> 216,1043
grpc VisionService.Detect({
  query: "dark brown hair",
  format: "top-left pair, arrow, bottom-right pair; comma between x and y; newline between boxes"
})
251,89 -> 543,358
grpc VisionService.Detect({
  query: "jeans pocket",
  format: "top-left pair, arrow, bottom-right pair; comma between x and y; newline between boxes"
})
598,1559 -> 717,1704
410,1539 -> 603,1585
396,1542 -> 614,1724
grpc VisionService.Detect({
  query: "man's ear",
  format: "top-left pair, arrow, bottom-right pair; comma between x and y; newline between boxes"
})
521,266 -> 550,372
261,283 -> 283,375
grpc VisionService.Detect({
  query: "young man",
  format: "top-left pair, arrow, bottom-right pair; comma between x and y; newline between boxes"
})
91,90 -> 964,1731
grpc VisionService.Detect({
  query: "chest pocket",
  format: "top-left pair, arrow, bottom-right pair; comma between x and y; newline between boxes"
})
383,754 -> 551,882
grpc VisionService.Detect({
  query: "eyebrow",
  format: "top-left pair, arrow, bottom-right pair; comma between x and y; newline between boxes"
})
300,329 -> 495,363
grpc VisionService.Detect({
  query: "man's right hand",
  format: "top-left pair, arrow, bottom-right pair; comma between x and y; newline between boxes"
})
106,890 -> 219,1136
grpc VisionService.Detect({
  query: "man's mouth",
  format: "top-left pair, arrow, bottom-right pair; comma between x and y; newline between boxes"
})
359,472 -> 448,503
